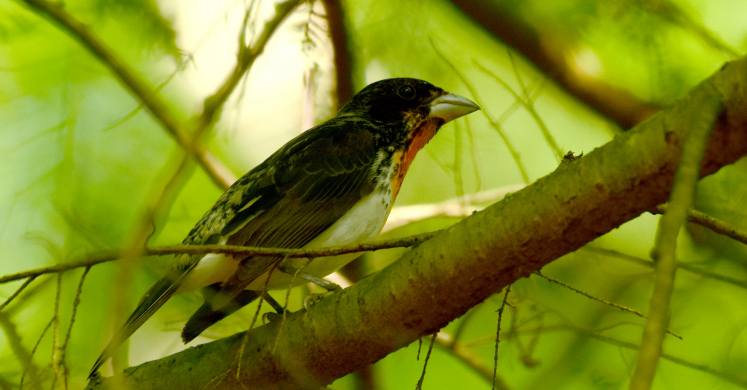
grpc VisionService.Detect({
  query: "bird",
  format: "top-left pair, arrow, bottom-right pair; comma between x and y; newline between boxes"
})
89,78 -> 479,378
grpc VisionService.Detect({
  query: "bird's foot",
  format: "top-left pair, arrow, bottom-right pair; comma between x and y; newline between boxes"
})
303,291 -> 335,309
278,265 -> 343,292
262,311 -> 284,324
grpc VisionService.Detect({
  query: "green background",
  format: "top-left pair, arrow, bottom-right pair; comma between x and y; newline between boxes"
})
1,0 -> 746,389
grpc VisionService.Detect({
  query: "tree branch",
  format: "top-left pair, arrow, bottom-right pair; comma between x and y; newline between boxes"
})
195,0 -> 303,134
448,0 -> 661,129
319,0 -> 354,109
0,232 -> 437,285
18,0 -> 235,189
88,57 -> 747,389
656,204 -> 747,245
631,85 -> 721,389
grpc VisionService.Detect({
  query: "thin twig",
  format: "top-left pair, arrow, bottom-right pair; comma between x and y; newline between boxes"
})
630,90 -> 721,390
102,62 -> 187,132
18,0 -> 234,189
583,328 -> 747,389
1,232 -> 438,284
637,0 -> 740,58
60,267 -> 90,386
493,285 -> 511,390
655,204 -> 747,246
236,262 -> 277,379
21,362 -> 52,390
0,276 -> 37,311
582,245 -> 747,291
51,273 -> 66,390
20,316 -> 55,390
196,0 -> 303,134
535,272 -> 682,339
434,332 -> 512,390
319,0 -> 354,106
495,324 -> 747,389
0,314 -> 41,390
489,53 -> 563,161
415,333 -> 438,390
1,276 -> 53,315
449,305 -> 480,347
430,39 -> 531,184
271,257 -> 307,355
464,116 -> 483,192
453,119 -> 465,199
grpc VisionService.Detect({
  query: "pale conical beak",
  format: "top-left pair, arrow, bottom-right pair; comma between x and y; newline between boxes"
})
429,92 -> 480,123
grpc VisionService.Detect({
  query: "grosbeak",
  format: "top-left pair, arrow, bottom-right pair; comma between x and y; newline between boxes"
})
90,78 -> 479,377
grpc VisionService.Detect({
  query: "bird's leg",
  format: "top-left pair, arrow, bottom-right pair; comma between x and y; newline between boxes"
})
261,293 -> 286,324
262,293 -> 286,314
278,264 -> 343,309
278,264 -> 343,292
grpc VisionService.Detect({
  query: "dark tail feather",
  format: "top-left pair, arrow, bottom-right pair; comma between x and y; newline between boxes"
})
88,276 -> 181,379
181,287 -> 261,343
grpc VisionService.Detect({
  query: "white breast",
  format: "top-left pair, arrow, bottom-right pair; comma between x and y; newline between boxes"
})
244,188 -> 393,290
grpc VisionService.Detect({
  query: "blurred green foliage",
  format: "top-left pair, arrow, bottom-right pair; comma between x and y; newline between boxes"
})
1,0 -> 746,389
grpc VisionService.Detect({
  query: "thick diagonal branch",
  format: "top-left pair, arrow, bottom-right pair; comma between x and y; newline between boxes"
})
449,0 -> 661,129
90,57 -> 747,390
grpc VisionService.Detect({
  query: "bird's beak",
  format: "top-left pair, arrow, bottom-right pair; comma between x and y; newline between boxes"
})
429,92 -> 480,123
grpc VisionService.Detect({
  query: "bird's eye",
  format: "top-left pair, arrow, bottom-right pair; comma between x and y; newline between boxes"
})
397,84 -> 416,100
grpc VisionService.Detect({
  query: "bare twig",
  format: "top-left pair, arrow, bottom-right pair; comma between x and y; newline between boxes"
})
319,0 -> 354,107
237,262 -> 278,378
0,232 -> 438,285
447,0 -> 660,129
51,273 -> 66,390
0,276 -> 37,311
582,246 -> 747,291
19,315 -> 54,390
655,204 -> 747,246
635,0 -> 740,58
196,0 -> 303,134
464,116 -> 483,192
535,272 -> 682,339
415,333 -> 438,390
431,40 -> 531,184
0,314 -> 41,390
583,328 -> 747,389
18,0 -> 234,189
449,305 -> 480,347
493,286 -> 511,390
495,324 -> 747,389
475,59 -> 563,161
60,267 -> 90,385
434,333 -> 512,390
1,277 -> 53,315
630,88 -> 722,390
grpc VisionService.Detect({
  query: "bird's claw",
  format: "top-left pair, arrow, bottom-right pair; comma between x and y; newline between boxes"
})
303,291 -> 335,309
262,312 -> 283,325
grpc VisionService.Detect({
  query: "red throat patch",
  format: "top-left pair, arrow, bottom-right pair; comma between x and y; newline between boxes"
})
390,118 -> 441,199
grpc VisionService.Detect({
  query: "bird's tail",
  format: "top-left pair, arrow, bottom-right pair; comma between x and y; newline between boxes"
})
88,275 -> 182,379
181,287 -> 261,343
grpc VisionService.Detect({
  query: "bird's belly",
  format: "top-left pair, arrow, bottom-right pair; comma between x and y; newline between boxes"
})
245,188 -> 393,291
177,239 -> 237,293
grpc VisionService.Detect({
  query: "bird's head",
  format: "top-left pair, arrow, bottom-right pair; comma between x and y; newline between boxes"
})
337,78 -> 479,197
338,78 -> 479,129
